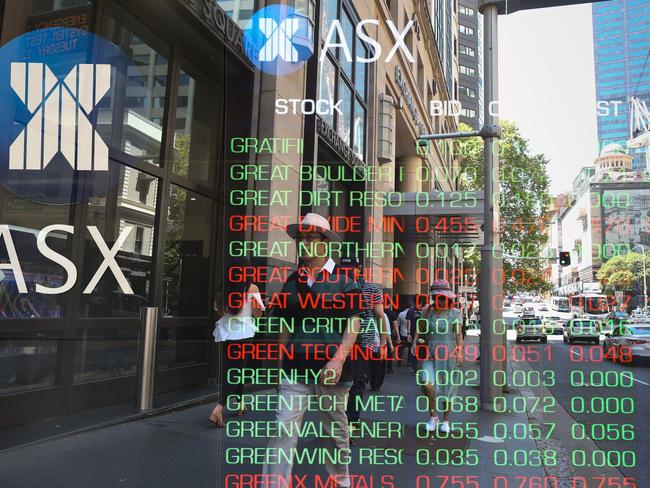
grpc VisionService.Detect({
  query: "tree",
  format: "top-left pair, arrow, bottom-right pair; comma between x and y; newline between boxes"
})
597,252 -> 650,293
457,121 -> 553,294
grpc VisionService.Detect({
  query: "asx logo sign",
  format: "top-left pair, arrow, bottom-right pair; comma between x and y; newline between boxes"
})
244,5 -> 417,75
0,27 -> 130,205
322,19 -> 417,64
9,62 -> 110,172
259,17 -> 302,63
244,4 -> 314,75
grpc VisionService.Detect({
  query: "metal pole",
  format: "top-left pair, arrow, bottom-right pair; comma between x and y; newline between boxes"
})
641,248 -> 648,313
136,307 -> 158,412
478,1 -> 504,411
634,245 -> 648,310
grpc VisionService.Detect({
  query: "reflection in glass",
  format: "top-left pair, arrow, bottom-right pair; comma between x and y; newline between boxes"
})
173,66 -> 221,188
29,0 -> 91,15
215,0 -> 256,28
98,8 -> 169,166
82,166 -> 158,318
0,191 -> 71,318
319,56 -> 336,127
321,0 -> 337,40
26,0 -> 92,32
0,334 -> 57,394
163,186 -> 213,317
73,328 -> 138,383
353,99 -> 365,160
338,82 -> 352,145
157,327 -> 208,370
355,41 -> 367,97
340,11 -> 353,80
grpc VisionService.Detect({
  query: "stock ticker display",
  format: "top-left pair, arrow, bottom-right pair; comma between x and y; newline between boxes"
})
0,0 -> 649,487
217,138 -> 648,488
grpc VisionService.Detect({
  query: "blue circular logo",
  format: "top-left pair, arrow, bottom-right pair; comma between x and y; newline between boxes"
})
244,5 -> 314,76
0,28 -> 130,205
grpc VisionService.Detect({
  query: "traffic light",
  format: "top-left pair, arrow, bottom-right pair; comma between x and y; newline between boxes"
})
559,251 -> 571,267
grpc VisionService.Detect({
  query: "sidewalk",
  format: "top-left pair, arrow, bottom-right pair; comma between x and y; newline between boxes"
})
0,335 -> 547,488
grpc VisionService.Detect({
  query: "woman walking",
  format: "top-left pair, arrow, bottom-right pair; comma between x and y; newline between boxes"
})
209,257 -> 265,427
411,280 -> 464,433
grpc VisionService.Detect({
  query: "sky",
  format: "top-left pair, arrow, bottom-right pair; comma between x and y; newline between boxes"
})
498,4 -> 599,195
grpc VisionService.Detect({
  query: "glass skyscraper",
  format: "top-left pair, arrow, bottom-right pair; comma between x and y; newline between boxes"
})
592,0 -> 650,170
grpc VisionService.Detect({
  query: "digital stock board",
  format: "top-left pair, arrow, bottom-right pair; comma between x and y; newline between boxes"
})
0,0 -> 648,487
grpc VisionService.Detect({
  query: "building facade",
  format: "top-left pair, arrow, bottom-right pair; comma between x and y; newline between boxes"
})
552,145 -> 650,296
592,0 -> 650,170
456,0 -> 482,130
0,0 -> 479,429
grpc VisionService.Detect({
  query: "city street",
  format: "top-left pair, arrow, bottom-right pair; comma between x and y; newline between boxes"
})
524,334 -> 650,478
2,332 -> 649,487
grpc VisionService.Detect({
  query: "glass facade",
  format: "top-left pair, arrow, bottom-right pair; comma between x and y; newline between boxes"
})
318,0 -> 368,161
592,0 -> 650,169
0,0 -> 253,428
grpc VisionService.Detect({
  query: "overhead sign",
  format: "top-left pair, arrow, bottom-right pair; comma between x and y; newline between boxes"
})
488,0 -> 611,14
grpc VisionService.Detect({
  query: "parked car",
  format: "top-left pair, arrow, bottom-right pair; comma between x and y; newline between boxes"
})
564,319 -> 600,345
515,316 -> 547,343
543,315 -> 564,335
513,302 -> 523,314
603,323 -> 650,363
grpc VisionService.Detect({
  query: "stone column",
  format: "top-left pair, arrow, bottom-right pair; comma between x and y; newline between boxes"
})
395,155 -> 424,305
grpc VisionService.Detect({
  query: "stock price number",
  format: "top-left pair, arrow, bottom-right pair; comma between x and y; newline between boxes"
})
494,449 -> 558,467
492,422 -> 556,441
416,447 -> 478,466
571,423 -> 635,441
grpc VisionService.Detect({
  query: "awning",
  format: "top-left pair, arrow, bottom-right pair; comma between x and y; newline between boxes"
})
384,191 -> 485,245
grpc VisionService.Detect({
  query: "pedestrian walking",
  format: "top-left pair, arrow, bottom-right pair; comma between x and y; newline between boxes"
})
411,280 -> 464,433
209,256 -> 265,427
339,257 -> 385,421
385,306 -> 399,373
396,303 -> 410,368
368,311 -> 391,388
263,213 -> 362,488
406,301 -> 422,372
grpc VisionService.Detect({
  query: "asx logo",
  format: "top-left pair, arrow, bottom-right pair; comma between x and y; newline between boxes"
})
321,19 -> 417,64
9,62 -> 110,172
244,4 -> 314,75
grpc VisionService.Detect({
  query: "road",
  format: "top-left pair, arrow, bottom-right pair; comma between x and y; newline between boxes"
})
516,332 -> 650,479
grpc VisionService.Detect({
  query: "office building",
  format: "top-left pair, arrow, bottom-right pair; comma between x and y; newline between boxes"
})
592,0 -> 650,170
0,0 -> 481,430
456,0 -> 482,130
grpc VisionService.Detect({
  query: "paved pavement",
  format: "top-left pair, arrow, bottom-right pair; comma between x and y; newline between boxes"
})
0,333 -> 645,487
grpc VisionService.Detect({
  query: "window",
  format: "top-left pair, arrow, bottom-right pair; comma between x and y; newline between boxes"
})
459,24 -> 474,36
100,6 -> 170,167
162,186 -> 214,317
460,65 -> 476,76
81,166 -> 159,318
216,0 -> 256,28
460,44 -> 475,57
460,85 -> 476,98
461,107 -> 477,118
319,0 -> 368,161
172,62 -> 222,188
459,5 -> 475,16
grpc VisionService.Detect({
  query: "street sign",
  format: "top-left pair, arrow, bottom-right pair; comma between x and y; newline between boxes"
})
486,0 -> 611,14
